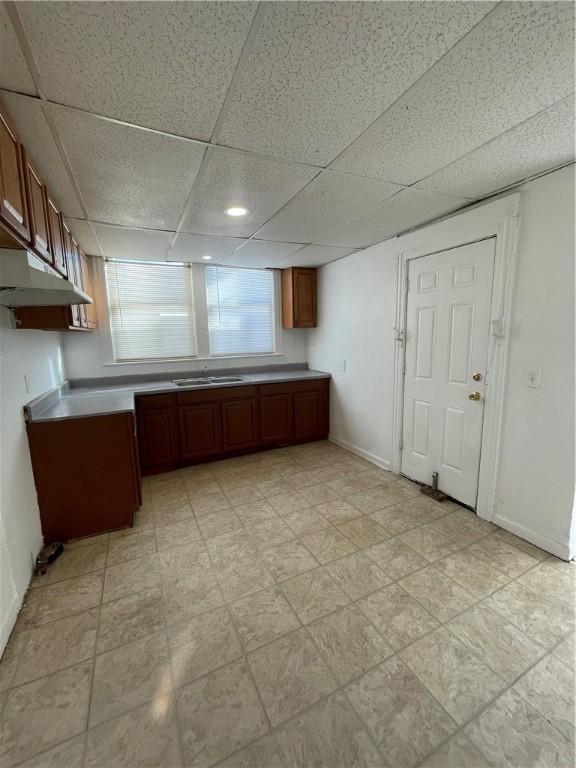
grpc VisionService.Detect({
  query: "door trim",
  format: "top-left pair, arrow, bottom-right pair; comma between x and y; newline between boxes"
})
391,193 -> 520,524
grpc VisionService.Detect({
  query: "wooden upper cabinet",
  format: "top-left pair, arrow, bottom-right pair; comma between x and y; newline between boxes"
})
22,150 -> 52,263
0,112 -> 30,241
63,224 -> 82,328
79,249 -> 96,328
46,196 -> 67,277
281,267 -> 317,328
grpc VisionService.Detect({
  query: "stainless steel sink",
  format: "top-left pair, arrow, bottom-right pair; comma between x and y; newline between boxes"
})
172,378 -> 212,387
207,376 -> 244,383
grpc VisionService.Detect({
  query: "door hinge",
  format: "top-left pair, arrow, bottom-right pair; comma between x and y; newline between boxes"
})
399,436 -> 403,451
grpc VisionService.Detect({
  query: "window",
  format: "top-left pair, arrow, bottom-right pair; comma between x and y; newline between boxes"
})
206,266 -> 275,356
105,260 -> 196,361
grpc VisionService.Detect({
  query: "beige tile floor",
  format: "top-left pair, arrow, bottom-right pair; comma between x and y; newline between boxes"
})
1,441 -> 574,768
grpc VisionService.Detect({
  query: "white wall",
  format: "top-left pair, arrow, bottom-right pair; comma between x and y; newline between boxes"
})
308,165 -> 575,557
0,309 -> 65,650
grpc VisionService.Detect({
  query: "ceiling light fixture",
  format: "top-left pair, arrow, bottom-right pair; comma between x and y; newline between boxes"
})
225,206 -> 248,217
202,255 -> 212,261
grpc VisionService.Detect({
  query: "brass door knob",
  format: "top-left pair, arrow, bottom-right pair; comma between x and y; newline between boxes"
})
473,372 -> 482,382
469,391 -> 482,401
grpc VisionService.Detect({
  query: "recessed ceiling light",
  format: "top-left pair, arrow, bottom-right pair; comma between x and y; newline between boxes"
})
225,206 -> 248,217
202,255 -> 212,261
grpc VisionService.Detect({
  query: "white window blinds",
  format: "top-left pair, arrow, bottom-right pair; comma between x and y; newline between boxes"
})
206,266 -> 275,356
105,260 -> 196,361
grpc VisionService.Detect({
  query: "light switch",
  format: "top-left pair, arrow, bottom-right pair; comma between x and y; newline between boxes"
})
526,368 -> 542,389
339,360 -> 347,372
24,374 -> 31,394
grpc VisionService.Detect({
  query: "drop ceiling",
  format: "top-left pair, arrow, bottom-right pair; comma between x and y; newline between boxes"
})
0,1 -> 573,269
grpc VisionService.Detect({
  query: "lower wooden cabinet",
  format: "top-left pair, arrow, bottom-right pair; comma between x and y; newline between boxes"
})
27,412 -> 141,542
179,402 -> 222,461
135,378 -> 330,475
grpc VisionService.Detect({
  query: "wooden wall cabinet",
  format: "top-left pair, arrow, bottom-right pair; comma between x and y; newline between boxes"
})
27,412 -> 141,543
0,112 -> 29,241
282,267 -> 317,328
135,379 -> 329,474
22,151 -> 52,263
46,195 -> 67,277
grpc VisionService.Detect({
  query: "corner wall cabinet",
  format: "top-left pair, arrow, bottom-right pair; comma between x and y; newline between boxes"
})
136,378 -> 329,474
281,267 -> 317,328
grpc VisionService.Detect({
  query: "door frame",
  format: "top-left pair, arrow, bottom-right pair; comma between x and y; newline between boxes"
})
391,193 -> 520,523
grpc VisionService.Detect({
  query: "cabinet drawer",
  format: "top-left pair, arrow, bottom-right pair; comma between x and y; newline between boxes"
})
177,385 -> 258,405
258,379 -> 327,396
135,393 -> 175,410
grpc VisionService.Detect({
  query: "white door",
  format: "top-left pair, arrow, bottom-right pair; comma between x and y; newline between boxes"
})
401,238 -> 495,507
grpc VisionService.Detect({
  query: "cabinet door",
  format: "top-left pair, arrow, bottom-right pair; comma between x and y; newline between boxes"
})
137,408 -> 179,471
293,390 -> 324,440
79,249 -> 96,328
23,153 -> 52,263
222,398 -> 259,452
179,402 -> 222,461
63,226 -> 81,327
0,113 -> 29,240
260,394 -> 293,444
293,268 -> 317,327
46,197 -> 67,276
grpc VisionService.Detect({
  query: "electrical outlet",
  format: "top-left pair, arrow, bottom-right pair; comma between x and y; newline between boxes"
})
526,368 -> 542,389
24,374 -> 31,394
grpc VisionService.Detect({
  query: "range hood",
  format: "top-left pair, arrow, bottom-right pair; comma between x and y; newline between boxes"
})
0,248 -> 93,307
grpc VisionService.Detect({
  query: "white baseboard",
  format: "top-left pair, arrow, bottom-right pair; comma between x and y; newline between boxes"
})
0,597 -> 19,656
492,513 -> 573,561
329,434 -> 393,472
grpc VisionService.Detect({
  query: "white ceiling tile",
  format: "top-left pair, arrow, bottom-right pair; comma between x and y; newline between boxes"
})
256,171 -> 402,244
217,1 -> 495,164
319,189 -> 469,248
51,106 -> 205,230
17,1 -> 256,140
180,147 -> 318,237
278,244 -> 357,268
416,96 -> 575,199
65,219 -> 102,257
220,240 -> 303,268
0,91 -> 84,218
0,4 -> 37,95
92,224 -> 172,262
169,234 -> 246,264
331,2 -> 575,184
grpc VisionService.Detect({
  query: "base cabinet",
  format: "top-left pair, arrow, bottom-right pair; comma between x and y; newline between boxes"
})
222,398 -> 259,452
294,389 -> 325,440
179,402 -> 222,461
137,410 -> 179,471
259,394 -> 292,444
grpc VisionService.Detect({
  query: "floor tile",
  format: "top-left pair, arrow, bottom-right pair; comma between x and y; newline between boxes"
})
275,692 -> 382,767
346,656 -> 457,768
248,628 -> 337,726
191,492 -> 232,517
90,632 -> 172,726
254,478 -> 293,498
247,517 -> 295,549
345,486 -> 401,514
169,607 -> 242,687
465,689 -> 575,767
0,662 -> 92,766
268,491 -> 311,515
447,603 -> 546,683
107,528 -> 157,566
234,500 -> 278,526
327,475 -> 380,495
262,540 -> 318,582
337,515 -> 390,549
282,507 -> 332,536
217,554 -> 275,601
370,505 -> 421,534
299,483 -> 341,506
177,659 -> 268,768
434,550 -> 511,598
401,627 -> 506,725
392,498 -> 450,525
218,732 -> 286,768
365,538 -> 428,579
399,526 -> 462,562
468,536 -> 540,578
553,633 -> 575,670
516,557 -> 576,607
14,609 -> 98,685
491,529 -> 549,561
154,503 -> 196,528
34,572 -> 104,624
315,499 -> 362,524
196,509 -> 243,539
358,584 -> 439,650
280,568 -> 349,624
420,732 -> 491,767
207,530 -> 256,565
426,514 -> 487,547
103,554 -> 161,603
163,570 -> 223,624
399,565 -> 477,622
0,633 -> 27,692
513,654 -> 575,742
158,541 -> 211,582
98,588 -> 165,653
301,527 -> 357,563
282,469 -> 321,488
41,541 -> 107,583
224,484 -> 264,507
16,735 -> 86,768
326,551 -> 391,600
155,518 -> 202,551
230,587 -> 300,652
484,580 -> 574,648
85,696 -> 181,767
308,604 -> 392,684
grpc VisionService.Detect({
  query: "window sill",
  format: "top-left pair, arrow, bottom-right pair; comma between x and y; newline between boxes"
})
101,352 -> 287,367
